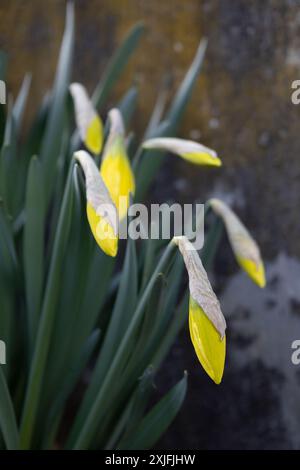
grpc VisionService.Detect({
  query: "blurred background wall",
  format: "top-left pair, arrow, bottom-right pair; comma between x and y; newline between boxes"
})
1,0 -> 300,449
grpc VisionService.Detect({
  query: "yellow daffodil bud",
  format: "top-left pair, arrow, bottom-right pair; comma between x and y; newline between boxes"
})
74,150 -> 118,257
173,236 -> 226,384
209,198 -> 266,288
70,83 -> 103,155
142,137 -> 221,167
189,297 -> 226,385
100,109 -> 135,220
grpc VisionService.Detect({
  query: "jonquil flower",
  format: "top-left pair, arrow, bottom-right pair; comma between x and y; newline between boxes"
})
74,150 -> 118,257
142,137 -> 221,167
209,198 -> 266,288
100,109 -> 135,220
173,236 -> 226,384
70,83 -> 103,155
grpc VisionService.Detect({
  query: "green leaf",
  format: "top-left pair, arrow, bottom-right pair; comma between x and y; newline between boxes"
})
135,38 -> 207,200
72,242 -> 176,449
117,372 -> 187,450
121,250 -> 184,386
0,204 -> 18,278
23,93 -> 50,164
0,283 -> 14,374
12,74 -> 31,133
0,367 -> 19,450
1,112 -> 18,215
40,3 -> 74,201
166,38 -> 207,128
201,216 -> 223,270
143,89 -> 168,140
20,162 -> 75,449
0,51 -> 7,80
123,366 -> 155,435
67,237 -> 138,447
104,366 -> 155,450
42,329 -> 100,449
0,207 -> 18,376
42,164 -> 114,412
134,120 -> 172,201
118,86 -> 138,129
92,23 -> 144,110
152,290 -> 188,372
23,157 -> 45,351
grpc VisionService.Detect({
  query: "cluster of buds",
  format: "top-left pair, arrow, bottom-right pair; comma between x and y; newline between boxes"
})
70,82 -> 265,384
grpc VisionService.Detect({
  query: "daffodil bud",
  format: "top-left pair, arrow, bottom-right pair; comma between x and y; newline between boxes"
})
209,198 -> 266,288
173,236 -> 226,384
142,137 -> 221,167
100,109 -> 135,221
70,83 -> 103,155
74,150 -> 118,257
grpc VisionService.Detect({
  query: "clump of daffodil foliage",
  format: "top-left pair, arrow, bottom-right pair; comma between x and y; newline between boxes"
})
0,3 -> 265,450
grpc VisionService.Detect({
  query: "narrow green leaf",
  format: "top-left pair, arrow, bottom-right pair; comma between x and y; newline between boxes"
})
20,163 -> 74,449
117,372 -> 187,450
0,207 -> 18,377
68,237 -> 138,447
121,251 -> 183,386
92,23 -> 144,110
42,330 -> 100,449
1,112 -> 18,215
201,216 -> 223,270
135,38 -> 207,200
134,121 -> 172,200
123,366 -> 155,436
0,367 -> 19,450
72,242 -> 176,449
104,366 -> 155,450
23,93 -> 50,164
166,38 -> 207,128
0,204 -> 18,278
41,3 -> 74,201
152,290 -> 188,372
0,283 -> 14,379
12,74 -> 31,133
143,89 -> 168,140
23,157 -> 45,350
118,86 -> 138,128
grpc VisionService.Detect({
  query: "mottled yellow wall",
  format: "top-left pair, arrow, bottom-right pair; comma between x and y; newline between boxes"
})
1,0 -> 300,258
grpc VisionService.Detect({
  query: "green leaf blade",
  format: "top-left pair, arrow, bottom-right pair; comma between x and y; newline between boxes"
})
118,372 -> 187,450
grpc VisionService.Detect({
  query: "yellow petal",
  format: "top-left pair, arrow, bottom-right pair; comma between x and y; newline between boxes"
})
237,256 -> 266,288
70,83 -> 103,154
189,296 -> 226,384
173,236 -> 226,338
209,198 -> 266,288
181,151 -> 221,167
74,150 -> 118,257
101,109 -> 135,220
85,115 -> 103,155
142,137 -> 221,167
87,203 -> 117,257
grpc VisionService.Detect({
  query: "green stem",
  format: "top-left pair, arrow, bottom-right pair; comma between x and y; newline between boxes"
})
19,164 -> 74,449
73,241 -> 176,449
